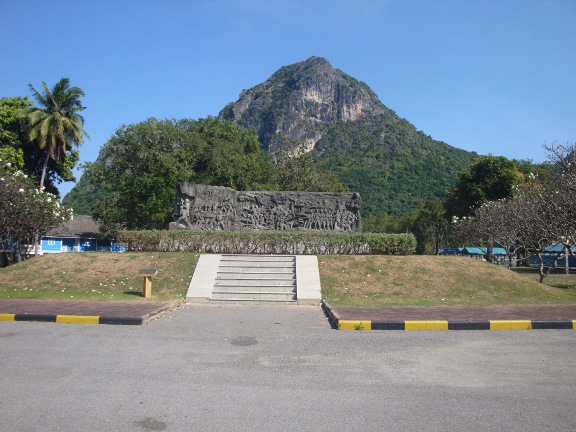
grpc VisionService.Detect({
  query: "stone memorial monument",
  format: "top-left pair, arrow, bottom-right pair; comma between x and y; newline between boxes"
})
170,183 -> 361,232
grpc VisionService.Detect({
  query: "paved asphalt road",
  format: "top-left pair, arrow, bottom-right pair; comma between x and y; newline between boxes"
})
1,304 -> 575,432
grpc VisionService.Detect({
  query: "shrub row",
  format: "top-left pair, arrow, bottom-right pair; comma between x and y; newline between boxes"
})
117,230 -> 416,255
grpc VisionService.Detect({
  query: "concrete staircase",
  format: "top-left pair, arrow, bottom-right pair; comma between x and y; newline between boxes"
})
211,255 -> 297,303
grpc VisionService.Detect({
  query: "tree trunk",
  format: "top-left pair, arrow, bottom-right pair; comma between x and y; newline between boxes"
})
15,246 -> 22,264
507,249 -> 513,269
34,152 -> 50,257
33,233 -> 39,256
39,151 -> 50,191
486,242 -> 494,264
537,252 -> 545,283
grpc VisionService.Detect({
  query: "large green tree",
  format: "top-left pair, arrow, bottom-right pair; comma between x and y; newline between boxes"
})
415,200 -> 448,255
193,118 -> 277,191
0,97 -> 79,196
361,212 -> 401,233
0,97 -> 31,152
445,156 -> 520,218
87,117 -> 276,236
273,141 -> 347,192
398,200 -> 448,254
22,78 -> 89,190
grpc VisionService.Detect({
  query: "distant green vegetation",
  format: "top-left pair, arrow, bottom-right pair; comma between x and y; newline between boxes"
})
357,155 -> 555,255
314,113 -> 477,217
61,175 -> 106,215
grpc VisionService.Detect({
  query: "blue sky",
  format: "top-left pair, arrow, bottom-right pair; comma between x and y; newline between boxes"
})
1,0 -> 575,198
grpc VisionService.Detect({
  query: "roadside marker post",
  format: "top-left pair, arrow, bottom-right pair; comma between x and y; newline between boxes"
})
138,269 -> 157,298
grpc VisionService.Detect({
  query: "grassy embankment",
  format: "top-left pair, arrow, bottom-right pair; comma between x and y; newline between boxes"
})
0,253 -> 575,306
318,255 -> 576,307
0,253 -> 199,301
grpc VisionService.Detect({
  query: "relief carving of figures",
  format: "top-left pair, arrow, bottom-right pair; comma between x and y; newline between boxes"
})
170,183 -> 361,232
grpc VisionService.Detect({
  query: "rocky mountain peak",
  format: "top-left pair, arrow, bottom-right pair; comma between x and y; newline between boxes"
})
218,56 -> 391,153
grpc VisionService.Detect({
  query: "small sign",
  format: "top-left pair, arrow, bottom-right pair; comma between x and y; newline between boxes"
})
138,269 -> 157,276
440,249 -> 459,255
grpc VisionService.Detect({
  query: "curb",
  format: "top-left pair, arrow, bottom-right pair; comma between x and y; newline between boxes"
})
0,313 -> 143,325
0,301 -> 182,326
321,301 -> 576,331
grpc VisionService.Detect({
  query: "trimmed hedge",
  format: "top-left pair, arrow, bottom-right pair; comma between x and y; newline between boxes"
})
117,230 -> 416,255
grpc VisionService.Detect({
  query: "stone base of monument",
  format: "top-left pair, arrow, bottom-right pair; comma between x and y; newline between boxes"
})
186,254 -> 322,305
168,222 -> 186,230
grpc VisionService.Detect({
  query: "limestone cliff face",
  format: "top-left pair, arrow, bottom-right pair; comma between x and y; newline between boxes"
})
218,57 -> 393,152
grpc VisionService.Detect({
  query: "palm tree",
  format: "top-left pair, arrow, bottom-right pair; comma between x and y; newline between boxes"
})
23,78 -> 89,190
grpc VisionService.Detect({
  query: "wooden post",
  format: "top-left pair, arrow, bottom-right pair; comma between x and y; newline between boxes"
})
143,276 -> 152,298
138,269 -> 157,298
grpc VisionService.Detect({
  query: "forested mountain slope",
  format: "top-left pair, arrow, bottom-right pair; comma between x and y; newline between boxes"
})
219,56 -> 477,216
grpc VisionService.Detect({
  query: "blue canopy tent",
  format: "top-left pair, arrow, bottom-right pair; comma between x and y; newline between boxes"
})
461,247 -> 484,255
528,244 -> 576,267
480,247 -> 507,256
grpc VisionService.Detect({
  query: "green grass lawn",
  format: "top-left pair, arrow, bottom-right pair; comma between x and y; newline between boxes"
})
318,255 -> 576,307
1,253 -> 575,306
0,252 -> 199,301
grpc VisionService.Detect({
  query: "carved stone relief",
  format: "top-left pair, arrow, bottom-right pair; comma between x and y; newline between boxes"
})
170,183 -> 361,232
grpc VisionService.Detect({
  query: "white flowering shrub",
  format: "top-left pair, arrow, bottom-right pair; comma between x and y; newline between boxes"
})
0,159 -> 73,255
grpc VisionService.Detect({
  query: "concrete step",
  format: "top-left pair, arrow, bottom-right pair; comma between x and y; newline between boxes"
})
220,261 -> 294,268
209,298 -> 297,304
214,285 -> 295,294
211,291 -> 296,301
217,267 -> 295,274
216,273 -> 295,281
215,279 -> 296,287
186,254 -> 322,305
205,254 -> 299,304
221,255 -> 295,263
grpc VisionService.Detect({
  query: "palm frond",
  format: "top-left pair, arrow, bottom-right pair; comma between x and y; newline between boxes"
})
24,78 -> 89,167
27,83 -> 49,108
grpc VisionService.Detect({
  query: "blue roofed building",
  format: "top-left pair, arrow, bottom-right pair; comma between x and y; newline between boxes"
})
41,216 -> 125,253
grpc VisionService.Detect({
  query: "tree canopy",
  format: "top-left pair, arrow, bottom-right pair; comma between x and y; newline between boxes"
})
445,155 -> 521,218
0,96 -> 79,196
453,144 -> 576,281
22,78 -> 89,190
273,141 -> 347,192
85,118 -> 277,236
